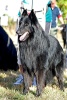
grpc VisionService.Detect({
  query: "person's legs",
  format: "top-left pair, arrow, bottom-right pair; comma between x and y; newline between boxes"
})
45,22 -> 51,35
14,43 -> 24,85
17,48 -> 23,73
14,42 -> 36,85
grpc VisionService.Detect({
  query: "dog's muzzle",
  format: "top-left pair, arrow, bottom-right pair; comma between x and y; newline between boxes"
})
18,31 -> 29,41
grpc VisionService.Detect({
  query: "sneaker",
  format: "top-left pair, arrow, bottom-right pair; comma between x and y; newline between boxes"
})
32,77 -> 37,86
14,75 -> 37,86
16,74 -> 23,80
14,74 -> 23,85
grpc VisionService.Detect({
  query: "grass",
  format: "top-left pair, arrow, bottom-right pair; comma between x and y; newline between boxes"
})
0,69 -> 67,100
0,25 -> 67,100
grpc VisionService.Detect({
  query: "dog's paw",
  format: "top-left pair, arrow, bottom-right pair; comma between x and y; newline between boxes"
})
36,90 -> 41,97
23,89 -> 28,95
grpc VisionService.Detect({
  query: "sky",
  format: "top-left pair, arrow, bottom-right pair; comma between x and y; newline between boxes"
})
0,0 -> 49,21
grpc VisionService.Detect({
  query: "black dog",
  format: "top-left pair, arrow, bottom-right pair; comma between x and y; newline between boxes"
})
60,24 -> 67,48
16,9 -> 65,96
0,26 -> 18,71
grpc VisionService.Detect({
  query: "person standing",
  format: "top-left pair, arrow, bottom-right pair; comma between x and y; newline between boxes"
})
45,1 -> 52,34
16,1 -> 24,30
14,1 -> 24,85
50,0 -> 64,38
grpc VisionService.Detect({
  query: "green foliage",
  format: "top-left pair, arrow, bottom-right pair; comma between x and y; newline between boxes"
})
0,70 -> 67,100
8,16 -> 15,27
2,14 -> 15,27
57,0 -> 67,19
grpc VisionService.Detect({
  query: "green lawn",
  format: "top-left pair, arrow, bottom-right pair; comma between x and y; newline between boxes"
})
0,69 -> 67,100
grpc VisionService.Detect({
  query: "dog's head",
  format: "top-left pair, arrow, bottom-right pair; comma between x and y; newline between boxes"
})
16,9 -> 38,41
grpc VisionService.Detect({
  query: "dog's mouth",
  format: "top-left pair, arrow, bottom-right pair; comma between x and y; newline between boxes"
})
19,31 -> 29,41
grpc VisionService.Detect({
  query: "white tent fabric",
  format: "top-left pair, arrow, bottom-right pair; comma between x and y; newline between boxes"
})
23,0 -> 50,30
0,0 -> 50,30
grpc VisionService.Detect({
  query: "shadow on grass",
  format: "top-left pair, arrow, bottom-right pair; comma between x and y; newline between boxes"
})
0,70 -> 67,93
64,79 -> 67,88
0,70 -> 20,89
64,83 -> 67,88
29,90 -> 36,96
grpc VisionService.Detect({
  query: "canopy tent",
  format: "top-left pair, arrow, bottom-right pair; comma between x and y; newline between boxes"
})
22,0 -> 48,11
22,0 -> 50,30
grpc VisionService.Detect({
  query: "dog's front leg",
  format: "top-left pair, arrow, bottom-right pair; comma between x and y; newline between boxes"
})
36,69 -> 46,96
23,70 -> 32,94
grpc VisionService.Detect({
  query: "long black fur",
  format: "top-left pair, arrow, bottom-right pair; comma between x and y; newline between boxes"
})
17,9 -> 65,96
60,24 -> 67,48
0,26 -> 18,71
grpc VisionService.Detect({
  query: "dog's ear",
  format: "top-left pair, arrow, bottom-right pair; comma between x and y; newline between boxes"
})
29,9 -> 38,25
22,9 -> 28,16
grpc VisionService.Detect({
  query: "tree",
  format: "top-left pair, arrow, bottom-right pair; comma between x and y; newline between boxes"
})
57,0 -> 67,19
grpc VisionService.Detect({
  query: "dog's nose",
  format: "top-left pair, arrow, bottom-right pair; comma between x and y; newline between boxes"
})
16,30 -> 18,34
